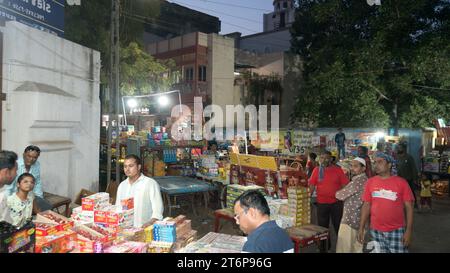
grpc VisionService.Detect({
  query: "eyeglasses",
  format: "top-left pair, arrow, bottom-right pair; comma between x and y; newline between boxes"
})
234,210 -> 247,221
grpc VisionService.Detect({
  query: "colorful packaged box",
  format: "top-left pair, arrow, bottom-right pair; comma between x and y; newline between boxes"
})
71,206 -> 95,225
144,225 -> 154,243
81,192 -> 110,211
120,197 -> 134,210
34,221 -> 59,237
35,230 -> 77,253
86,223 -> 118,243
36,211 -> 74,232
71,225 -> 110,253
148,241 -> 174,253
0,221 -> 36,253
94,206 -> 134,228
103,241 -> 148,253
118,227 -> 145,242
153,221 -> 177,243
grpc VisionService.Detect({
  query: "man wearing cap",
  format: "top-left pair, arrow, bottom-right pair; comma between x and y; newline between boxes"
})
357,152 -> 415,253
335,157 -> 368,253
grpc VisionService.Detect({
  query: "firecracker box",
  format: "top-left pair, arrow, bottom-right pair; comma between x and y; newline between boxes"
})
94,206 -> 134,227
176,220 -> 192,237
85,223 -> 118,243
34,221 -> 59,237
0,221 -> 35,253
173,230 -> 197,251
81,192 -> 110,211
120,197 -> 134,210
148,241 -> 174,253
36,211 -> 74,232
144,225 -> 154,243
71,225 -> 110,253
71,206 -> 95,225
35,230 -> 77,253
103,241 -> 148,253
117,227 -> 145,242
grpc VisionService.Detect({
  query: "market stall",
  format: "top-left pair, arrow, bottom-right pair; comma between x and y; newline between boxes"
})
152,176 -> 217,216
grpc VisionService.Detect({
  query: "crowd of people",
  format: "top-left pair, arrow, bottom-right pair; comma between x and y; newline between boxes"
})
0,131 -> 426,254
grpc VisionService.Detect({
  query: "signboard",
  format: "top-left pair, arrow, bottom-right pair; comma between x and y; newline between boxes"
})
0,0 -> 65,37
230,154 -> 278,171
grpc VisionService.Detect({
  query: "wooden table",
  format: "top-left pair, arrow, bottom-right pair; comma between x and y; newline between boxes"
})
43,192 -> 72,217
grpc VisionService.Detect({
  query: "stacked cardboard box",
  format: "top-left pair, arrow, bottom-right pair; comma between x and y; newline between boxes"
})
226,184 -> 266,208
287,187 -> 311,226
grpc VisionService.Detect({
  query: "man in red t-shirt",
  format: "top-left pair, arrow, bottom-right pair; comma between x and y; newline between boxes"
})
357,152 -> 414,253
309,151 -> 349,239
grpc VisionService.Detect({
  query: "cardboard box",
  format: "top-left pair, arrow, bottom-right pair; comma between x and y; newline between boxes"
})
71,206 -> 95,224
82,192 -> 110,211
36,211 -> 74,232
35,230 -> 77,253
34,221 -> 59,237
71,225 -> 110,253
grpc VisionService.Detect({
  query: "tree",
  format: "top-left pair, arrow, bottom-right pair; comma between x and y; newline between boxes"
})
120,42 -> 178,96
290,0 -> 450,130
64,0 -> 171,94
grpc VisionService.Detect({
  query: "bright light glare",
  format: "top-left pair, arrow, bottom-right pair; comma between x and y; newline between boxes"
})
127,99 -> 138,108
375,132 -> 385,138
158,96 -> 169,107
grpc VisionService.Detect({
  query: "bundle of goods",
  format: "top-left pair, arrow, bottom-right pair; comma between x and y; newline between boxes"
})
147,241 -> 174,253
103,241 -> 148,253
117,227 -> 145,243
93,205 -> 134,230
266,198 -> 294,229
35,230 -> 77,253
0,221 -> 35,253
172,215 -> 196,251
178,232 -> 246,253
287,186 -> 311,226
200,155 -> 219,177
81,192 -> 110,211
431,180 -> 449,196
226,184 -> 266,208
37,211 -> 74,231
163,149 -> 178,163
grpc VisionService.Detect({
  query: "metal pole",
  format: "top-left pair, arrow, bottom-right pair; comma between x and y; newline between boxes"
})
114,0 -> 121,185
106,0 -> 114,189
122,97 -> 127,126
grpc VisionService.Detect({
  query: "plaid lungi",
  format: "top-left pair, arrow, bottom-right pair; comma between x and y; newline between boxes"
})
369,228 -> 408,253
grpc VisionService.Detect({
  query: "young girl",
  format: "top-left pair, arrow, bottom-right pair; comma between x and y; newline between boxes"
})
7,173 -> 40,228
420,174 -> 433,211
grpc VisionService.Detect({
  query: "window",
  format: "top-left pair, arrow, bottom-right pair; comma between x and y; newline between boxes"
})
280,12 -> 286,28
198,65 -> 207,82
283,2 -> 288,9
184,67 -> 194,81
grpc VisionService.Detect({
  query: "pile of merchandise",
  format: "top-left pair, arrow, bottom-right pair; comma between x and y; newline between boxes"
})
177,232 -> 246,253
287,187 -> 311,226
226,184 -> 266,208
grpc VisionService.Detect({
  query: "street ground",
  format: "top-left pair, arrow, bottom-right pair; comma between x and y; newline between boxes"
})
169,191 -> 450,253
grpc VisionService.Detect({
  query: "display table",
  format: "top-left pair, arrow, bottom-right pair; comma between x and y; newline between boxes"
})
286,225 -> 329,253
153,176 -> 217,216
196,173 -> 228,209
43,192 -> 71,217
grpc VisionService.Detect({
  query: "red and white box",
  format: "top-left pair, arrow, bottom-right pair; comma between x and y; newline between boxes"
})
82,192 -> 110,211
36,211 -> 74,232
120,197 -> 134,210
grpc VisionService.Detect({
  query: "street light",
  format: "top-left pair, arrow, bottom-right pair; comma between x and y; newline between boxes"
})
158,95 -> 169,107
127,98 -> 138,109
121,90 -> 182,126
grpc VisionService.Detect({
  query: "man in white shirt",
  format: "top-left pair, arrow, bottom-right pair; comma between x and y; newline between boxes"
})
0,150 -> 18,223
115,154 -> 164,228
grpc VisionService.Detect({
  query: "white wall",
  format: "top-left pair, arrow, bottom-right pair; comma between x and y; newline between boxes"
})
1,22 -> 101,201
208,34 -> 235,117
